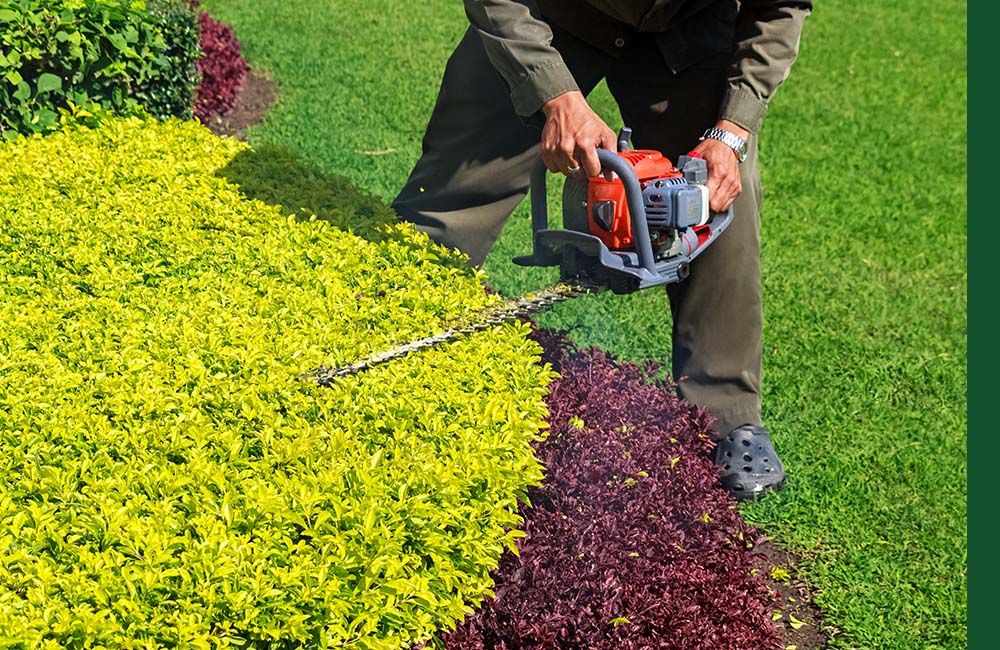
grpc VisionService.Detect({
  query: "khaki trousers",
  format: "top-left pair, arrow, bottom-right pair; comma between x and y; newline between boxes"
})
392,26 -> 764,436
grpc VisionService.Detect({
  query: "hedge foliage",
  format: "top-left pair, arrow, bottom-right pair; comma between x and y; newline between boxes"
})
139,0 -> 201,119
0,118 -> 552,647
0,0 -> 199,139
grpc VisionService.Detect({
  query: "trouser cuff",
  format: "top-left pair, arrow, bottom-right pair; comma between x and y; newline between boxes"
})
707,402 -> 762,440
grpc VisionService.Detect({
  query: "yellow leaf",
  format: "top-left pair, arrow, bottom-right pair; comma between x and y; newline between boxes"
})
770,565 -> 791,583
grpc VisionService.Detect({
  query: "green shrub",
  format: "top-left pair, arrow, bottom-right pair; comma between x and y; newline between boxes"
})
0,117 -> 552,647
0,0 -> 200,139
138,0 -> 201,119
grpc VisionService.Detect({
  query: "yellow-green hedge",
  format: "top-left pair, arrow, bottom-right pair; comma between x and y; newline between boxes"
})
0,118 -> 552,648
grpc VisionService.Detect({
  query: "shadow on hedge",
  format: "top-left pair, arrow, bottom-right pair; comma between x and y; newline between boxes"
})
217,145 -> 470,271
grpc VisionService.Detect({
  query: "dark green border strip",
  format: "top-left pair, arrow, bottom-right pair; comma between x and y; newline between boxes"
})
969,1 -> 985,647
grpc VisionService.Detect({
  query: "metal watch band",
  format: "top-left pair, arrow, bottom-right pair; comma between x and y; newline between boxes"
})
700,127 -> 748,163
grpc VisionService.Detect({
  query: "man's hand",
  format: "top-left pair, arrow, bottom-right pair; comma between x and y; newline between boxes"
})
691,119 -> 749,212
541,91 -> 617,178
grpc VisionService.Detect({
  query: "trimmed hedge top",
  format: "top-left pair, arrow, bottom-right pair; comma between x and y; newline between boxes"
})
0,118 -> 552,647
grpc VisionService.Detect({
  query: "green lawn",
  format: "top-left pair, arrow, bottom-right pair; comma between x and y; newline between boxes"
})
203,1 -> 968,647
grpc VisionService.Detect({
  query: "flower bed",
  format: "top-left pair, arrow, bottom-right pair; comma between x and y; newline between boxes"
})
187,0 -> 250,120
194,10 -> 249,120
440,331 -> 782,649
0,118 -> 552,647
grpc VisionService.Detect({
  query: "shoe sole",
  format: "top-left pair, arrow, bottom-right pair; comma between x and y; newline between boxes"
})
731,477 -> 786,502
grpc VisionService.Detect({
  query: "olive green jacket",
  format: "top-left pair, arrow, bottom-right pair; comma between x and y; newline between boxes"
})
464,0 -> 812,132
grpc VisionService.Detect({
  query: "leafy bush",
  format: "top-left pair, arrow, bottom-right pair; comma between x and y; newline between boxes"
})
139,0 -> 201,119
0,0 -> 200,139
193,7 -> 249,119
441,330 -> 781,650
0,118 -> 552,647
185,0 -> 249,120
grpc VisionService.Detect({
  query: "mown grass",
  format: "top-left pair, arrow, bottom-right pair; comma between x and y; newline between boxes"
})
204,1 -> 967,647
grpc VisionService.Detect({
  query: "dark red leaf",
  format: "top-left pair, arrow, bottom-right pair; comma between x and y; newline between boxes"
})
194,11 -> 249,120
440,330 -> 782,650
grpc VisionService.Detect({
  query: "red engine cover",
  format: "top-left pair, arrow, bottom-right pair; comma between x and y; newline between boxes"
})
587,149 -> 681,250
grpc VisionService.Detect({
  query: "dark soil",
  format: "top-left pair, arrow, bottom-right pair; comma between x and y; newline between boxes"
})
755,540 -> 832,649
201,69 -> 276,140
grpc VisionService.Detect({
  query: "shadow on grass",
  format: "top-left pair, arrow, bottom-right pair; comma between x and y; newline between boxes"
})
216,144 -> 470,272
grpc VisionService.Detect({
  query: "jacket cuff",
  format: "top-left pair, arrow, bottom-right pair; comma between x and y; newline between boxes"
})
719,84 -> 769,134
508,60 -> 579,117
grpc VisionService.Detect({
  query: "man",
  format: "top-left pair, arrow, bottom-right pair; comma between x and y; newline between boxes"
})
392,0 -> 811,500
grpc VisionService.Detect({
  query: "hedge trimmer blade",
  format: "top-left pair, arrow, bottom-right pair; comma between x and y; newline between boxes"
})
302,281 -> 597,385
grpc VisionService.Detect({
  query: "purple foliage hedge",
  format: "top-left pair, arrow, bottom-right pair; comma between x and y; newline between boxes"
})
440,330 -> 781,650
190,3 -> 249,120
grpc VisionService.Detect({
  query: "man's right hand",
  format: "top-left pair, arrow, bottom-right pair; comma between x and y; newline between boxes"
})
541,91 -> 617,178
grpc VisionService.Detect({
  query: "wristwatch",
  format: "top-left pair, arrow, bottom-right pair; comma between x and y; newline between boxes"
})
700,127 -> 749,163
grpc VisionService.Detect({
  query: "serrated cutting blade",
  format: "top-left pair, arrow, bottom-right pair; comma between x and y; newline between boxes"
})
300,281 -> 597,385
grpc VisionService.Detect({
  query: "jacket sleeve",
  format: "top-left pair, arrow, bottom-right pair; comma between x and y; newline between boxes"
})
464,0 -> 579,117
718,0 -> 812,133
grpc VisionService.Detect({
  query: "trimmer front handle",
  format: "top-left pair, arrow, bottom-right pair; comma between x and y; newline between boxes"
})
521,149 -> 654,271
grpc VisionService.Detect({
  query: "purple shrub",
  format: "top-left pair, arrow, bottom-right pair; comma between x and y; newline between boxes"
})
193,10 -> 249,120
440,330 -> 781,650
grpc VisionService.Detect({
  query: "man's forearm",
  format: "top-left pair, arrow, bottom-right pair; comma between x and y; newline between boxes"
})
464,0 -> 578,117
719,0 -> 812,133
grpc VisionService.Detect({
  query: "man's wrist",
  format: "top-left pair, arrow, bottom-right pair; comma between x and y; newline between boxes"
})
701,122 -> 749,162
542,90 -> 585,118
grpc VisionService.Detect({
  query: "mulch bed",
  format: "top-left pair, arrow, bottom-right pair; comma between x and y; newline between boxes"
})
755,541 -> 830,649
201,69 -> 276,139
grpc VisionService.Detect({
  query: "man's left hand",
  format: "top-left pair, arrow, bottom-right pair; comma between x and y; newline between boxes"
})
691,120 -> 749,212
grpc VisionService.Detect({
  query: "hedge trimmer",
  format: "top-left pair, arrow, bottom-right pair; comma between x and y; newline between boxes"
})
303,128 -> 733,385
